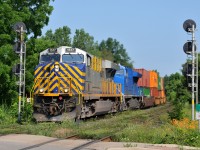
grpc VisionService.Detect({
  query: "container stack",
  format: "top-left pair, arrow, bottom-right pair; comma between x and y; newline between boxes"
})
134,68 -> 166,106
158,77 -> 166,104
134,69 -> 150,97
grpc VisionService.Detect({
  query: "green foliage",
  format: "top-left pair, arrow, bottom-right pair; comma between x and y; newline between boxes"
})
21,101 -> 33,122
99,38 -> 133,68
0,106 -> 16,124
0,99 -> 33,124
0,0 -> 54,41
44,26 -> 71,47
72,29 -> 97,52
164,73 -> 191,120
0,0 -> 54,107
0,62 -> 18,106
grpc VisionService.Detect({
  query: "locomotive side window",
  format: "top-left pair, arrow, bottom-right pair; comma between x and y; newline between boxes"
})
40,54 -> 60,63
87,55 -> 91,66
62,54 -> 84,63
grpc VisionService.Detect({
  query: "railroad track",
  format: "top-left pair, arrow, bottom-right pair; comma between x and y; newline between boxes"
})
18,134 -> 112,150
66,134 -> 112,150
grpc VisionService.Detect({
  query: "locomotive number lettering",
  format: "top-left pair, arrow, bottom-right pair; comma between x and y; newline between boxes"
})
65,48 -> 76,53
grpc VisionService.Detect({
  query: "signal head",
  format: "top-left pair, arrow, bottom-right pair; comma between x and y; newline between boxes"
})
183,19 -> 196,32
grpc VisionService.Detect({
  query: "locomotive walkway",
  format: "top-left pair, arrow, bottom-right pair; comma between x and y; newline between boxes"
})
0,134 -> 198,150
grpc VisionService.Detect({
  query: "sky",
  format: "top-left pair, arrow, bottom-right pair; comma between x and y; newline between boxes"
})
42,0 -> 200,77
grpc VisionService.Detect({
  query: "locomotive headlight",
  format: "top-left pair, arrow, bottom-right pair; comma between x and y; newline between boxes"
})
39,88 -> 44,93
64,88 -> 69,93
54,64 -> 59,72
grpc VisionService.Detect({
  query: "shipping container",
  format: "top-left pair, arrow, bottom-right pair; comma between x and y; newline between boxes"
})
154,98 -> 160,105
139,87 -> 150,97
149,71 -> 158,88
134,68 -> 150,87
163,97 -> 166,103
150,87 -> 159,97
160,77 -> 164,90
158,75 -> 161,90
158,90 -> 165,98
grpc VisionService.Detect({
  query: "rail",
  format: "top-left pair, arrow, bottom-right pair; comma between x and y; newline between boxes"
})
66,135 -> 112,150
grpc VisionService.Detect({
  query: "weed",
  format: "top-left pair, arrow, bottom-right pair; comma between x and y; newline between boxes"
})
123,143 -> 137,147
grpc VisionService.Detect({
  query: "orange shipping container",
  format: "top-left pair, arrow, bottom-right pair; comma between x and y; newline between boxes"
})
134,68 -> 150,87
150,87 -> 159,97
160,77 -> 164,90
158,90 -> 165,98
149,71 -> 158,88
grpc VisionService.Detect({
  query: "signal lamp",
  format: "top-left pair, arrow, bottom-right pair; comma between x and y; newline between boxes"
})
183,41 -> 196,55
183,19 -> 196,32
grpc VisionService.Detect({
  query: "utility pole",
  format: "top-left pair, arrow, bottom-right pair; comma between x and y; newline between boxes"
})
183,19 -> 197,121
13,22 -> 26,123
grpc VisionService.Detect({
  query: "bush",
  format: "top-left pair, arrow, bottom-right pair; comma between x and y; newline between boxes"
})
0,106 -> 16,124
0,98 -> 33,124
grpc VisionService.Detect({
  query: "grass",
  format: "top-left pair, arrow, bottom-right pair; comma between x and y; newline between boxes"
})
1,102 -> 200,147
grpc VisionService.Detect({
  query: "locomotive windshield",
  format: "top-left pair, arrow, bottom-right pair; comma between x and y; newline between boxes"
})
62,54 -> 84,63
40,54 -> 60,63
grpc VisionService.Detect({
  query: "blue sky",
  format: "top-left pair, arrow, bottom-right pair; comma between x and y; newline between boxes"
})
42,0 -> 200,77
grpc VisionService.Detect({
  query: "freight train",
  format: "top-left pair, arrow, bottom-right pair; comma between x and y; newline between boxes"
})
31,46 -> 165,122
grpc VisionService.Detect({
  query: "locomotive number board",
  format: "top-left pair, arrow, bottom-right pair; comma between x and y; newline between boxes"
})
65,48 -> 76,53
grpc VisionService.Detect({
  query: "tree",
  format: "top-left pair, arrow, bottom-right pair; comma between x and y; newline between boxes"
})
44,26 -> 71,47
72,29 -> 96,51
99,38 -> 133,68
0,0 -> 54,41
0,45 -> 18,106
164,73 -> 191,120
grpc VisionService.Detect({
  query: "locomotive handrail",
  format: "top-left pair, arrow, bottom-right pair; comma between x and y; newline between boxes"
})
71,77 -> 82,106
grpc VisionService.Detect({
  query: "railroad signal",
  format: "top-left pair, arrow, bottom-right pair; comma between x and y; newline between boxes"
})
13,22 -> 27,123
183,19 -> 198,121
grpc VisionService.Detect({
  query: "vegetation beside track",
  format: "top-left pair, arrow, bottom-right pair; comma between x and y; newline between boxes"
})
1,102 -> 200,147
